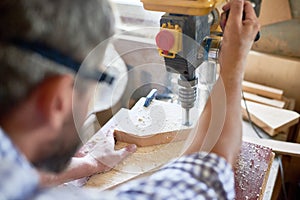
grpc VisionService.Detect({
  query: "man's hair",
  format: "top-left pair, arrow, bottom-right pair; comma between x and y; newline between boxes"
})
0,0 -> 114,117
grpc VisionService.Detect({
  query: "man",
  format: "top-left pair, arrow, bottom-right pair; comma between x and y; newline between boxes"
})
0,0 -> 260,199
0,0 -> 136,193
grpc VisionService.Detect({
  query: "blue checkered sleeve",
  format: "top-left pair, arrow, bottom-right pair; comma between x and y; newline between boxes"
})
115,152 -> 235,200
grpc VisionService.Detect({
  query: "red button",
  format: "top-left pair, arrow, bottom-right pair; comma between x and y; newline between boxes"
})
155,30 -> 174,51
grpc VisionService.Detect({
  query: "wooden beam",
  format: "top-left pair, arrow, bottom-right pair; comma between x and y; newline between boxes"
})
243,91 -> 286,108
243,137 -> 300,157
242,80 -> 284,100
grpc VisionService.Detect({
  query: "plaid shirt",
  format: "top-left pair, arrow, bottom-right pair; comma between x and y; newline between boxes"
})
0,128 -> 39,200
0,128 -> 235,200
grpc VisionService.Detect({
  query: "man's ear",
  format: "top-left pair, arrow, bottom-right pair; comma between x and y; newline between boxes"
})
35,75 -> 74,130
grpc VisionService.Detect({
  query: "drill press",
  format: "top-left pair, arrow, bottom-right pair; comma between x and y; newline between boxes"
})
141,0 -> 225,126
141,0 -> 261,126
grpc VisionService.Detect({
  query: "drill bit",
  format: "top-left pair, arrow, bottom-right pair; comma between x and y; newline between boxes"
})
183,108 -> 191,126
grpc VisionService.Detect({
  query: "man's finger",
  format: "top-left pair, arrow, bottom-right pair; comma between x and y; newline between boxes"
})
116,144 -> 137,157
242,1 -> 260,41
243,1 -> 257,21
107,144 -> 137,167
227,0 -> 244,26
222,2 -> 230,11
220,11 -> 228,31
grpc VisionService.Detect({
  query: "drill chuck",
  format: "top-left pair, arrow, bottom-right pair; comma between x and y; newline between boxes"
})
178,78 -> 198,126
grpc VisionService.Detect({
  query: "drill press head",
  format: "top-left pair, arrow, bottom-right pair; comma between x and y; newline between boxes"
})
141,0 -> 262,126
156,14 -> 211,126
141,0 -> 225,126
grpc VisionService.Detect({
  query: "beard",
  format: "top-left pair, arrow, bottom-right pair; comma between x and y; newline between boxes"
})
33,140 -> 80,173
34,113 -> 82,173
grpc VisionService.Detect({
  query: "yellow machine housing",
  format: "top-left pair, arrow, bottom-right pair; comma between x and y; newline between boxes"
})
141,0 -> 225,16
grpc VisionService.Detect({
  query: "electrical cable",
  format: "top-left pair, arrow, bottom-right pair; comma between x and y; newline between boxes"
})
278,156 -> 288,200
241,90 -> 263,138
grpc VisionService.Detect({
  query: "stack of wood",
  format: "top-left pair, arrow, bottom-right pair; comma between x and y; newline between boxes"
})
241,80 -> 299,137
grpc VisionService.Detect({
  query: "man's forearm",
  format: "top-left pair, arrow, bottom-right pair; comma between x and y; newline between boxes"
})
210,70 -> 243,165
183,70 -> 243,166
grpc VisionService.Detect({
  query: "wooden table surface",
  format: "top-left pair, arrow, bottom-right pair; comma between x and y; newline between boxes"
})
77,115 -> 275,200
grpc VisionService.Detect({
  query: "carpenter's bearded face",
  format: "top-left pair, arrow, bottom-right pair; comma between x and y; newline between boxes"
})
33,111 -> 81,173
33,85 -> 91,173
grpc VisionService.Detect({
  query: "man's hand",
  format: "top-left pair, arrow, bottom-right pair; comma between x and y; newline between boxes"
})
84,135 -> 137,175
39,130 -> 136,187
219,0 -> 260,80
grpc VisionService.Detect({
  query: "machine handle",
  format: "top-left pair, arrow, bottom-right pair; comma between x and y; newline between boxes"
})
225,10 -> 260,42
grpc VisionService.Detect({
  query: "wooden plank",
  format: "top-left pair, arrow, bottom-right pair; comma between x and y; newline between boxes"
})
84,137 -> 275,200
241,100 -> 299,136
243,91 -> 286,108
114,128 -> 190,147
85,140 -> 186,190
80,98 -> 276,199
242,80 -> 284,100
244,51 -> 300,112
234,142 -> 274,200
243,137 -> 300,157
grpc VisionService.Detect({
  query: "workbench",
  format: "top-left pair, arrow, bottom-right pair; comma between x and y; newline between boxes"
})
77,111 -> 276,200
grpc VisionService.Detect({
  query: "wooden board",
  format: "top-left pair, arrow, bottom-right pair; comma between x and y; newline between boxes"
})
243,91 -> 286,109
77,99 -> 275,199
243,137 -> 300,157
242,80 -> 284,100
83,127 -> 275,200
235,142 -> 274,200
241,100 -> 299,136
244,51 -> 300,112
115,128 -> 191,147
80,115 -> 187,190
113,98 -> 193,146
